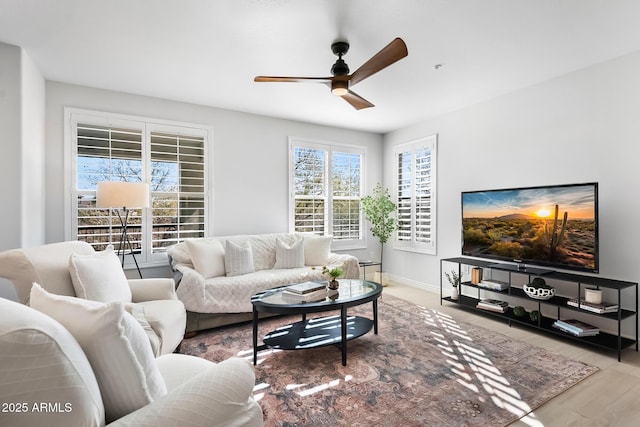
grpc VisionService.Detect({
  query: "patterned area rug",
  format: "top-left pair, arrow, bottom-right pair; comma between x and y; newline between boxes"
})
179,294 -> 598,426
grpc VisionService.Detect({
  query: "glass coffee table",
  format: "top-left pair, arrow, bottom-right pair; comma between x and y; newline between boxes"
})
251,279 -> 382,366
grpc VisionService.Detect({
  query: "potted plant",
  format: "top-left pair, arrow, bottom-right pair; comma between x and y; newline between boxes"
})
445,270 -> 461,300
322,266 -> 344,290
361,183 -> 397,285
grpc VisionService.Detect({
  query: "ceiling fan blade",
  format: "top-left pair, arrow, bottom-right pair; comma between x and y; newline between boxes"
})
349,38 -> 408,86
254,76 -> 332,83
341,90 -> 374,110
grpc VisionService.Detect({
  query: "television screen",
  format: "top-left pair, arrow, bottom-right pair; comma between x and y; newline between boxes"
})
461,183 -> 598,273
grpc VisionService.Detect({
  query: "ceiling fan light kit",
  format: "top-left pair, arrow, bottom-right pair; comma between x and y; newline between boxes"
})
254,38 -> 408,110
331,80 -> 349,96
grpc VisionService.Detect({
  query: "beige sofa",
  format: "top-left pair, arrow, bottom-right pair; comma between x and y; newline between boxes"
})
0,241 -> 185,355
167,232 -> 360,333
0,295 -> 263,426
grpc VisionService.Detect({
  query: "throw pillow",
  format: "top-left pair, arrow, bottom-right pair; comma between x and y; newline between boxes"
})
69,245 -> 132,303
185,239 -> 226,279
125,303 -> 161,356
224,240 -> 255,277
273,237 -> 305,269
300,234 -> 332,266
30,284 -> 167,423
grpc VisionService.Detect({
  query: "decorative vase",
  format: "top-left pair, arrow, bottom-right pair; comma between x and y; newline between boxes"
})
328,279 -> 340,290
584,288 -> 603,304
451,287 -> 459,300
471,268 -> 483,285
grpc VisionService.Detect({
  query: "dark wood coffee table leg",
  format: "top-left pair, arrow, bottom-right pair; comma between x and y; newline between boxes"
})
341,306 -> 347,366
252,307 -> 258,365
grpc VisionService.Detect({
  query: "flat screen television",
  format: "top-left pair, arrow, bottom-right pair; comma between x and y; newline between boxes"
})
461,182 -> 599,273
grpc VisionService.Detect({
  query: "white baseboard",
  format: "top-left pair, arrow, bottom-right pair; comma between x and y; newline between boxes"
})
386,273 -> 439,294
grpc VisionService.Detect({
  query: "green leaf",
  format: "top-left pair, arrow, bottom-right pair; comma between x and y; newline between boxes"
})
361,183 -> 397,245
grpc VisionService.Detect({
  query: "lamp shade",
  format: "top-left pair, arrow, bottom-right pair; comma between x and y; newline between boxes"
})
96,181 -> 150,208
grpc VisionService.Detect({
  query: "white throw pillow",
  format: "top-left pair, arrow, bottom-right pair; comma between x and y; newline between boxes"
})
30,284 -> 167,423
69,245 -> 132,303
224,240 -> 255,276
185,239 -> 226,279
300,234 -> 332,266
125,303 -> 161,356
273,237 -> 305,269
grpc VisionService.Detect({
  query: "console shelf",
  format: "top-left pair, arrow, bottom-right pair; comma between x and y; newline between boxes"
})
440,257 -> 639,361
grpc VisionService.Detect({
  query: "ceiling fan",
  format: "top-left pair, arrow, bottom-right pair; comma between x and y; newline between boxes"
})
254,38 -> 408,110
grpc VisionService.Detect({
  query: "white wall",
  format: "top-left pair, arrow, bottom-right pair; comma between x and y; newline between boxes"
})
20,48 -> 46,248
0,43 -> 45,300
45,82 -> 383,263
383,50 -> 640,294
0,43 -> 23,251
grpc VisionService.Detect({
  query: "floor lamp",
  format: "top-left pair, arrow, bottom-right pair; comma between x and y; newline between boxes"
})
96,181 -> 149,278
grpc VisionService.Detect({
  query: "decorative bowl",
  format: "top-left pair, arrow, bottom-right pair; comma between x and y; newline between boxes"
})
523,284 -> 556,300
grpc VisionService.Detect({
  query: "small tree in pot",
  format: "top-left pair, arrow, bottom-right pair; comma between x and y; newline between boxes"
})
361,183 -> 397,282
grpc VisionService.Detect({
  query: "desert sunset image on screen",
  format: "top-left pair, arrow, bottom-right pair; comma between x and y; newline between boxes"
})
462,183 -> 597,271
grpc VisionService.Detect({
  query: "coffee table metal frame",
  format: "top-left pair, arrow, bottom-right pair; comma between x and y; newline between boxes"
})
251,279 -> 382,366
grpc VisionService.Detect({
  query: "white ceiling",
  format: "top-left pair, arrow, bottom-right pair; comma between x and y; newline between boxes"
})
2,0 -> 640,133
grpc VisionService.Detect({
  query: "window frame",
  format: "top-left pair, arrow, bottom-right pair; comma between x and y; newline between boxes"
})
288,137 -> 366,250
393,134 -> 437,255
64,107 -> 213,268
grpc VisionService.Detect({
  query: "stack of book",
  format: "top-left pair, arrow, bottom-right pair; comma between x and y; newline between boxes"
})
476,299 -> 509,313
281,281 -> 327,303
477,279 -> 510,291
567,298 -> 619,314
552,319 -> 600,337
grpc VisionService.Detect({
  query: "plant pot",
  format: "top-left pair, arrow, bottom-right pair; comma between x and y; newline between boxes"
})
374,271 -> 389,287
328,279 -> 340,290
451,287 -> 459,300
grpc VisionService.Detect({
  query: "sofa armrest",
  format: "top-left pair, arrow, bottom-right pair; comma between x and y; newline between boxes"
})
172,265 -> 207,312
327,253 -> 360,279
109,358 -> 263,427
128,278 -> 178,302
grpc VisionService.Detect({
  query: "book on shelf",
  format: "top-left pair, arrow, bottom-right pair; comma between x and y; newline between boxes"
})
476,299 -> 508,313
281,288 -> 327,303
567,298 -> 619,314
477,280 -> 510,291
552,319 -> 600,336
285,281 -> 326,294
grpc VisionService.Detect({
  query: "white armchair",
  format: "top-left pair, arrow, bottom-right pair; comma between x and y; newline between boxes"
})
0,297 -> 263,427
0,241 -> 185,355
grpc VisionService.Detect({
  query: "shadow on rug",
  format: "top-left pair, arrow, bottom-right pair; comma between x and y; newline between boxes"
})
179,294 -> 598,426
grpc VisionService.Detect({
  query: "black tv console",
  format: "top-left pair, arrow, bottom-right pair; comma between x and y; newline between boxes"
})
440,257 -> 638,361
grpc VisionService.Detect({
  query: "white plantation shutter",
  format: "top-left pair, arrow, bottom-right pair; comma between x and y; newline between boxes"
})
394,135 -> 437,254
332,150 -> 361,240
75,122 -> 145,253
415,146 -> 433,243
67,109 -> 211,267
293,146 -> 327,235
290,138 -> 365,248
149,130 -> 206,253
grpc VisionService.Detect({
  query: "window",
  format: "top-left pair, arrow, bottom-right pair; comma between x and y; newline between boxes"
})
289,137 -> 365,248
394,135 -> 437,254
65,108 -> 211,267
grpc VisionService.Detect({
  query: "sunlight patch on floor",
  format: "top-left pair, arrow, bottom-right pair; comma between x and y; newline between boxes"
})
297,378 -> 341,397
253,382 -> 270,401
253,373 -> 353,400
428,308 -> 534,419
518,411 -> 546,426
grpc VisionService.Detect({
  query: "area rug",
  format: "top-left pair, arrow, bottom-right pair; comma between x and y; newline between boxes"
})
179,294 -> 598,426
